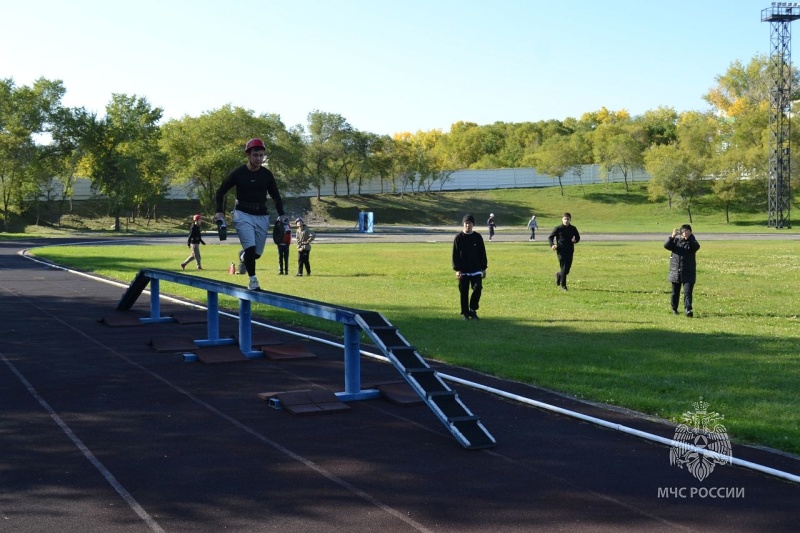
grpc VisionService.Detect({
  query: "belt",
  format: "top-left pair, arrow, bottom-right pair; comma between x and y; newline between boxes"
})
236,201 -> 267,212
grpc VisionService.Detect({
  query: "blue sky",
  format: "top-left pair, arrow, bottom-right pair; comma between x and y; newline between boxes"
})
1,0 -> 775,136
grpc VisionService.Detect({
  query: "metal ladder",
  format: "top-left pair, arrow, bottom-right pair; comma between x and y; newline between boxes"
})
355,311 -> 496,450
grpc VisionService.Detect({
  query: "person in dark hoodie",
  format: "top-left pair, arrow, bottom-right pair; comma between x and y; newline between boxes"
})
664,224 -> 701,317
452,214 -> 488,320
548,212 -> 580,291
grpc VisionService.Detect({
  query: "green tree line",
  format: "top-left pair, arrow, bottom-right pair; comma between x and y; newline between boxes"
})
1,54 -> 798,232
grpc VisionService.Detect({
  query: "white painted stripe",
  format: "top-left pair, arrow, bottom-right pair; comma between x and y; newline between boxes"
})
1,353 -> 166,533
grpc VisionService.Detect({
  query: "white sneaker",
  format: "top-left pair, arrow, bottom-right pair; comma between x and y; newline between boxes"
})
248,277 -> 260,290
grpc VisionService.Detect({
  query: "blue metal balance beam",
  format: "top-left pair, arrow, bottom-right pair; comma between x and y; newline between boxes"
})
117,269 -> 379,402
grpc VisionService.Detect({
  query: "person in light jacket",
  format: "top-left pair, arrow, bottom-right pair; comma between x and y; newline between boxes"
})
527,215 -> 538,241
664,224 -> 701,317
295,218 -> 315,276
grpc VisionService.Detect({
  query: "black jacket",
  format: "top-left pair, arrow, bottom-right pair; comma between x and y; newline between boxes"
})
452,231 -> 487,273
664,235 -> 700,283
548,224 -> 580,253
187,225 -> 206,245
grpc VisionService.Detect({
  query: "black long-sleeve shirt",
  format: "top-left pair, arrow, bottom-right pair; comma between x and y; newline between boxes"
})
215,164 -> 284,216
548,224 -> 580,253
187,224 -> 205,245
452,231 -> 488,274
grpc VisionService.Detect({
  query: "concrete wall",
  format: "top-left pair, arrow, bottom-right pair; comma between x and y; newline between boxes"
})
70,164 -> 651,200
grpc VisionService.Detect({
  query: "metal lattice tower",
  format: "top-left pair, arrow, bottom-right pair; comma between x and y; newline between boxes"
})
762,4 -> 800,228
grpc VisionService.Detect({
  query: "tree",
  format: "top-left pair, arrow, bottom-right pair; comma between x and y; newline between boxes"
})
593,117 -> 646,192
332,128 -> 362,196
638,106 -> 678,147
0,77 -> 65,232
391,132 -> 417,196
346,131 -> 387,195
80,94 -> 164,231
645,143 -> 686,208
531,134 -> 582,196
160,105 -> 307,214
303,111 -> 351,199
46,106 -> 95,220
712,174 -> 738,223
704,55 -> 797,219
447,121 -> 485,169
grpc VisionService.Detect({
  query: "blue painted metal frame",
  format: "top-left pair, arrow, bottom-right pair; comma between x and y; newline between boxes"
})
130,269 -> 380,402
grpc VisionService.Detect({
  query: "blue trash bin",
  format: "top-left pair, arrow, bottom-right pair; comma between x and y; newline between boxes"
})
359,211 -> 374,233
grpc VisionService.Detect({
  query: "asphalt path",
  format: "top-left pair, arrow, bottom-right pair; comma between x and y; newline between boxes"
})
1,234 -> 799,532
84,225 -> 800,246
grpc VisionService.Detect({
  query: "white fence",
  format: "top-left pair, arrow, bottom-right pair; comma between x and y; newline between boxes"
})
70,164 -> 652,200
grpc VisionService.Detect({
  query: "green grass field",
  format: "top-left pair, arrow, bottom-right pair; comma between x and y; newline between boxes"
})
29,237 -> 800,457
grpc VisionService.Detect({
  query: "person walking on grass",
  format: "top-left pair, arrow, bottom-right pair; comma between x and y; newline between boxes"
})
664,224 -> 700,317
180,214 -> 206,270
295,218 -> 315,276
214,138 -> 285,291
527,214 -> 538,241
548,212 -> 580,291
487,213 -> 496,241
452,214 -> 488,320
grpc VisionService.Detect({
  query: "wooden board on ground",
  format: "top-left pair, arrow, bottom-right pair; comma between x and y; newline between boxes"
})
274,389 -> 351,415
194,345 -> 249,364
148,336 -> 197,353
261,343 -> 316,360
171,311 -> 207,324
235,330 -> 283,347
99,313 -> 144,327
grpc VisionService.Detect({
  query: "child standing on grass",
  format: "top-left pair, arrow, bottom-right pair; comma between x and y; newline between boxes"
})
180,214 -> 206,270
295,218 -> 315,276
273,215 -> 291,275
452,214 -> 487,320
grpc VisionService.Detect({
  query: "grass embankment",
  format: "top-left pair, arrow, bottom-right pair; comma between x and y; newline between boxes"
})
310,181 -> 787,233
31,236 -> 800,457
7,180 -> 797,236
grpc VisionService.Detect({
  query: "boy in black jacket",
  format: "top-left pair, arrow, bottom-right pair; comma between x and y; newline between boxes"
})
548,212 -> 580,291
452,214 -> 488,320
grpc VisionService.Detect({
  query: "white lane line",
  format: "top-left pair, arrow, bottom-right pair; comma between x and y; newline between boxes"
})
1,353 -> 166,533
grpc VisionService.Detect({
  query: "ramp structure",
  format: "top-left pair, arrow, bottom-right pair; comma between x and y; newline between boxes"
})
117,269 -> 495,449
355,311 -> 495,449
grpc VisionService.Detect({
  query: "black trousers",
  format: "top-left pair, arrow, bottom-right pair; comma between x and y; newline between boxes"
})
297,249 -> 311,275
458,274 -> 483,316
277,244 -> 289,272
671,282 -> 694,313
557,252 -> 574,288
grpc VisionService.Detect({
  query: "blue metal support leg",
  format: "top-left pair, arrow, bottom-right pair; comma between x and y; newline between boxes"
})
195,290 -> 235,347
141,278 -> 174,324
336,323 -> 380,401
206,290 -> 220,341
238,298 -> 262,358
